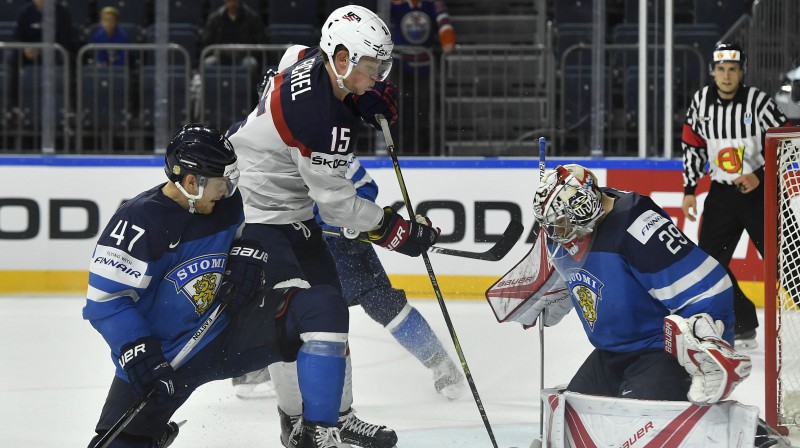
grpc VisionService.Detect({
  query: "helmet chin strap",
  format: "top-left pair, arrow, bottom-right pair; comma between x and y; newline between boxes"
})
331,61 -> 355,94
175,181 -> 205,214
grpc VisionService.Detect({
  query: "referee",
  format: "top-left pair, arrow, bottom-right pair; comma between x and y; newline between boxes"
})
680,43 -> 790,349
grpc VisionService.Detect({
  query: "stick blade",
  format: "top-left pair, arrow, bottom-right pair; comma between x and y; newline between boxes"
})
428,219 -> 524,261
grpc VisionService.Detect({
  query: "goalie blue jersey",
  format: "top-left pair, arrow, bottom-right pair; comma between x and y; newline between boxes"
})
548,188 -> 734,352
83,184 -> 244,378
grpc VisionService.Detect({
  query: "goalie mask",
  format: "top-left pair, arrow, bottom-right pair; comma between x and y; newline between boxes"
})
533,164 -> 604,244
165,124 -> 239,212
320,5 -> 393,92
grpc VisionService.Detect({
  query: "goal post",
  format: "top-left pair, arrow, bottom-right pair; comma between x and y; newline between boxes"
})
765,125 -> 800,435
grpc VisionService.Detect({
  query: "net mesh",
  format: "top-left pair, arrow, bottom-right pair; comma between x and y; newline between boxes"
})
777,137 -> 800,426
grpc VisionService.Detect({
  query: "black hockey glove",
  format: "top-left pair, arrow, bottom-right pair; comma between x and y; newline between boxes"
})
345,81 -> 398,129
219,239 -> 268,315
119,336 -> 175,398
368,207 -> 439,257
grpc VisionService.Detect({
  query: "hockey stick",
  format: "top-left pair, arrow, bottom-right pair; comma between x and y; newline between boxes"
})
375,114 -> 500,448
93,301 -> 228,448
534,137 -> 547,448
321,219 -> 523,261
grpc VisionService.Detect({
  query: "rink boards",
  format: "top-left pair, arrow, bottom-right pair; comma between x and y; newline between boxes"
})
0,156 -> 764,304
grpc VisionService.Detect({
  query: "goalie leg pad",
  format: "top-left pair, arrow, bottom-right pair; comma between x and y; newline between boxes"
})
540,389 -> 760,448
664,314 -> 752,405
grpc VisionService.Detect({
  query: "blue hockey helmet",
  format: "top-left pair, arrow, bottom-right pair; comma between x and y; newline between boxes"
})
165,124 -> 239,200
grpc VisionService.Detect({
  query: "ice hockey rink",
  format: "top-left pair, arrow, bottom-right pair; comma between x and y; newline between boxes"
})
2,295 -> 799,447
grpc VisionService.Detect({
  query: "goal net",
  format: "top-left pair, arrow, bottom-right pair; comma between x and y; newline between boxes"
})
765,126 -> 800,435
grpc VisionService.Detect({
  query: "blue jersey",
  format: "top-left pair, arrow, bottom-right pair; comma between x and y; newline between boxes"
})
549,188 -> 734,352
83,185 -> 244,378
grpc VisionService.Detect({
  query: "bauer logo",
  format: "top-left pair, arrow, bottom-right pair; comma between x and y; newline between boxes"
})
627,210 -> 668,245
90,244 -> 150,288
166,254 -> 227,315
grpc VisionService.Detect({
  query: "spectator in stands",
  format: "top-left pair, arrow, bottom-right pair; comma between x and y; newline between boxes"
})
6,0 -> 77,117
90,7 -> 130,66
389,0 -> 456,154
200,0 -> 267,71
12,0 -> 77,63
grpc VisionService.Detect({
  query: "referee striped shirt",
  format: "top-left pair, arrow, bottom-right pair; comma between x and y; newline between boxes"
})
681,84 -> 788,195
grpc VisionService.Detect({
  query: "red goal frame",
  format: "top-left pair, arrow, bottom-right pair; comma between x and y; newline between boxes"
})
764,125 -> 800,435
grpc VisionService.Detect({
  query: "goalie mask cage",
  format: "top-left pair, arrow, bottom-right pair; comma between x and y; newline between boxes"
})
765,125 -> 800,436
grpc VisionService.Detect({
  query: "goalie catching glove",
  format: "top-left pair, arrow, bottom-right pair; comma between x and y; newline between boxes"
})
664,313 -> 752,405
368,207 -> 439,257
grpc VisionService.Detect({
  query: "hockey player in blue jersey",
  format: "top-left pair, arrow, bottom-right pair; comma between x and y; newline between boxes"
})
84,125 -> 354,448
226,5 -> 439,448
528,164 -> 752,404
232,156 -> 465,403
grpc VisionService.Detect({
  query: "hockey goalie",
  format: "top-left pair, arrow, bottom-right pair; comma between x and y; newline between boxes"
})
486,164 -> 788,447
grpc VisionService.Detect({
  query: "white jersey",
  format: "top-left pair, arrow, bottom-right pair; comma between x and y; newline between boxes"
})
228,45 -> 384,231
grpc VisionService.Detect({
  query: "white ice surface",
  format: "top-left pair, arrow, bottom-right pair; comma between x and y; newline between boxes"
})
1,296 -> 797,447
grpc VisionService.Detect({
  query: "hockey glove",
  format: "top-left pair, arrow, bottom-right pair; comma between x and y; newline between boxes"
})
664,313 -> 752,405
345,81 -> 398,129
119,336 -> 175,398
368,207 -> 439,257
219,239 -> 269,315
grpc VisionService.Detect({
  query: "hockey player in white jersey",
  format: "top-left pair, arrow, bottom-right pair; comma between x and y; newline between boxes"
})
226,5 -> 439,448
488,164 -> 788,446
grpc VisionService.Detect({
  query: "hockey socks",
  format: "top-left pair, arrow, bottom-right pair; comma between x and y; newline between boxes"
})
296,340 -> 347,426
387,304 -> 445,364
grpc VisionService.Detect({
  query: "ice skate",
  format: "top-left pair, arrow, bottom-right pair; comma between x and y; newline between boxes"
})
278,406 -> 302,447
426,352 -> 466,400
338,407 -> 397,448
735,329 -> 758,350
232,367 -> 275,399
296,420 -> 343,448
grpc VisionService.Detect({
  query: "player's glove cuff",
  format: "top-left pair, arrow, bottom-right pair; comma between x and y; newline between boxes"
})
368,207 -> 439,257
119,336 -> 175,398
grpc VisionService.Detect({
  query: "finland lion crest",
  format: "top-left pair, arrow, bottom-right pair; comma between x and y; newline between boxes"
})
166,254 -> 227,315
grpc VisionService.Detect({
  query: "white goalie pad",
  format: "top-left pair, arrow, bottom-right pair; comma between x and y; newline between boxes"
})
540,388 -> 760,448
485,227 -> 571,327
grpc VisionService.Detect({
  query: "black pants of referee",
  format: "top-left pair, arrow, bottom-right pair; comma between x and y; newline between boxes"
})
698,181 -> 762,335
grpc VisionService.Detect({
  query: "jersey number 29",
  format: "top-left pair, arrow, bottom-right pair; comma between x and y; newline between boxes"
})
658,223 -> 689,254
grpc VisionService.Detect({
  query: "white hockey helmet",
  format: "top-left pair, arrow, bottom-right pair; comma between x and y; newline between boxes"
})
320,5 -> 393,90
533,164 -> 604,243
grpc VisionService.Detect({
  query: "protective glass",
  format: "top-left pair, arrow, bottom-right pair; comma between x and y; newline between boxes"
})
198,165 -> 240,198
352,56 -> 392,81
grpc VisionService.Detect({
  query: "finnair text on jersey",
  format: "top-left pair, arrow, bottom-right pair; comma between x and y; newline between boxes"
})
290,58 -> 315,100
92,256 -> 143,278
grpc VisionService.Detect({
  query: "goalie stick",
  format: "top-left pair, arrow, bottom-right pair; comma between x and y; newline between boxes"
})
376,113 -> 500,448
536,136 -> 546,448
93,302 -> 228,448
321,218 -> 523,261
